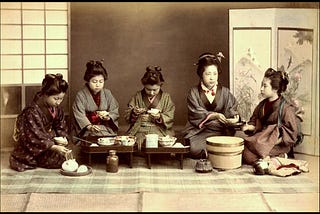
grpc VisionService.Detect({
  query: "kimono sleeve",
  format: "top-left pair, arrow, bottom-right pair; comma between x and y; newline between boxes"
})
186,88 -> 210,127
103,89 -> 120,130
223,89 -> 239,118
159,93 -> 175,130
280,104 -> 299,147
124,93 -> 139,124
72,91 -> 91,130
52,106 -> 68,138
16,108 -> 55,156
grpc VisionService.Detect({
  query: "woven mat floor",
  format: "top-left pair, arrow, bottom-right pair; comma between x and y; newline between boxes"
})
1,155 -> 317,194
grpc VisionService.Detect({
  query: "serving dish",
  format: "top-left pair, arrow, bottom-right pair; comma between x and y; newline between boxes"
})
97,137 -> 115,146
158,136 -> 177,147
60,165 -> 92,176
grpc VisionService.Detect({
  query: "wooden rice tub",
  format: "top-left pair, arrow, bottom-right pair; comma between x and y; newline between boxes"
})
206,136 -> 244,170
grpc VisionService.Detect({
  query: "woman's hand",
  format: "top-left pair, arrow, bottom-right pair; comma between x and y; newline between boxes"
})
97,111 -> 110,120
226,115 -> 240,124
241,122 -> 255,132
87,124 -> 101,132
51,144 -> 70,155
149,112 -> 161,120
209,112 -> 228,124
54,136 -> 68,146
133,107 -> 146,115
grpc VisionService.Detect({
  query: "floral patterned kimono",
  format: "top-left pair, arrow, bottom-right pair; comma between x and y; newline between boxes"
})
182,84 -> 239,158
124,89 -> 175,147
9,92 -> 68,172
72,85 -> 119,137
243,97 -> 298,165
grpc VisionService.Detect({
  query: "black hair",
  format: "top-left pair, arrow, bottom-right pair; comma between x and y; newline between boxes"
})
141,65 -> 165,85
264,68 -> 289,95
41,73 -> 69,96
195,52 -> 223,77
84,60 -> 108,82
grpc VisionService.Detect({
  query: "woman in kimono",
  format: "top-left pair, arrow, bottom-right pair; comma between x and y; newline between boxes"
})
72,60 -> 119,137
242,68 -> 298,165
10,73 -> 70,172
124,66 -> 175,150
182,52 -> 240,159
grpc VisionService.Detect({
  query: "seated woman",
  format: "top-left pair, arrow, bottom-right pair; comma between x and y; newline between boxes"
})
124,65 -> 175,150
72,60 -> 119,137
242,68 -> 299,165
182,52 -> 240,159
10,73 -> 70,172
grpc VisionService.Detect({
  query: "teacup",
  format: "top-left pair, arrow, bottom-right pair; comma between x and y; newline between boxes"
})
96,110 -> 109,119
147,108 -> 160,114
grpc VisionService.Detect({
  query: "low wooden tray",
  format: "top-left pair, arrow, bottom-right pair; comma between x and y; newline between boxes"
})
60,166 -> 92,177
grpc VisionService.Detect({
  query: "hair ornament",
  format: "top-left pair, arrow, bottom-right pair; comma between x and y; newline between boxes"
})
55,73 -> 63,79
87,59 -> 105,66
216,52 -> 225,62
281,70 -> 289,81
198,53 -> 215,60
155,66 -> 161,72
45,73 -> 63,79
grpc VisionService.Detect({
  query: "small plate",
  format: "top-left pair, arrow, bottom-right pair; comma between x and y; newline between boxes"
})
60,166 -> 92,176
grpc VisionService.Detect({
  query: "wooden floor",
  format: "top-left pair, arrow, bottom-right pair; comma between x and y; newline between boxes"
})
1,151 -> 319,212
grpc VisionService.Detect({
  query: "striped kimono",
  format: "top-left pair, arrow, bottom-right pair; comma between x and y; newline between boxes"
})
72,85 -> 119,137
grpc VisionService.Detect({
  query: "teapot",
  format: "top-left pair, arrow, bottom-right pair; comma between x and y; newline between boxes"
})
195,150 -> 213,173
62,159 -> 79,172
62,150 -> 79,172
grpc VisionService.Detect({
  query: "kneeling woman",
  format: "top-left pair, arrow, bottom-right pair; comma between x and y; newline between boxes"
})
124,66 -> 175,149
10,74 -> 70,172
242,68 -> 299,165
182,52 -> 240,159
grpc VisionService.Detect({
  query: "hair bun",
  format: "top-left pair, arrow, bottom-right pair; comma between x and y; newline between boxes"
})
55,73 -> 63,79
146,65 -> 161,72
155,66 -> 161,71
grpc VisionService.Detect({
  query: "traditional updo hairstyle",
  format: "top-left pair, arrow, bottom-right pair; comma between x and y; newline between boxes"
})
264,68 -> 289,96
84,60 -> 108,82
141,65 -> 165,86
195,52 -> 224,78
41,73 -> 69,96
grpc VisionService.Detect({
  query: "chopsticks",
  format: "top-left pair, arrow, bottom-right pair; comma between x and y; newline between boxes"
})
72,136 -> 95,145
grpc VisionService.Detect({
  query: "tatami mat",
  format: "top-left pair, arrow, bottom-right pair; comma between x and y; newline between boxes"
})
263,193 -> 319,212
24,193 -> 140,212
141,192 -> 271,212
0,193 -> 30,212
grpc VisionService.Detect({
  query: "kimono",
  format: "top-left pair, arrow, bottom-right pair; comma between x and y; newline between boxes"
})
242,97 -> 298,165
124,89 -> 175,146
255,156 -> 309,177
72,85 -> 119,137
182,84 -> 239,158
9,92 -> 68,172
